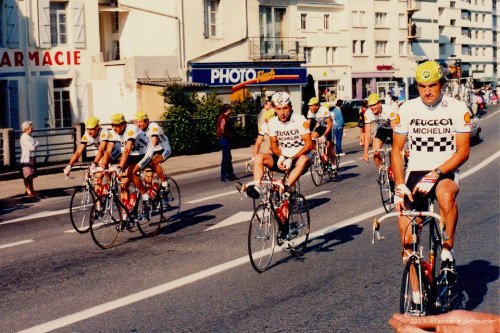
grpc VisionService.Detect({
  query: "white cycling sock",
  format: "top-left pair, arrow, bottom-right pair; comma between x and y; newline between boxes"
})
441,248 -> 454,261
161,181 -> 169,188
141,193 -> 150,201
412,291 -> 421,304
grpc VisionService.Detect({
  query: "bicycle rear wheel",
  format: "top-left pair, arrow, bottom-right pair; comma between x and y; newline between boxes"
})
287,193 -> 310,256
161,177 -> 181,221
310,151 -> 324,186
431,240 -> 453,314
90,196 -> 122,249
400,256 -> 432,315
378,170 -> 393,213
70,186 -> 94,233
248,204 -> 276,273
137,193 -> 163,237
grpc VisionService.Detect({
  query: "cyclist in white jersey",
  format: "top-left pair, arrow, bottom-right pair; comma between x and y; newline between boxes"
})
307,97 -> 336,169
63,117 -> 119,176
237,91 -> 312,199
134,111 -> 172,190
108,113 -> 153,205
392,60 -> 471,288
362,93 -> 397,168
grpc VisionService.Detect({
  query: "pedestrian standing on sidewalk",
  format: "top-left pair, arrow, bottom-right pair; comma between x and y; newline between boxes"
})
217,104 -> 238,182
358,100 -> 368,147
20,121 -> 40,198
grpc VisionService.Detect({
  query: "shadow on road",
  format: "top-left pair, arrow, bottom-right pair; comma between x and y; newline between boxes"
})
308,224 -> 364,253
160,204 -> 223,234
0,187 -> 74,218
455,259 -> 499,311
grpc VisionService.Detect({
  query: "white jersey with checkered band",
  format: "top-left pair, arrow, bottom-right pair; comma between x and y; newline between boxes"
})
109,124 -> 149,156
143,122 -> 172,154
81,127 -> 122,160
364,104 -> 396,129
306,106 -> 330,128
268,113 -> 310,158
395,95 -> 471,172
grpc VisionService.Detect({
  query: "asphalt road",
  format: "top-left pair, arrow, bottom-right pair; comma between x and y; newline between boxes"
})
0,109 -> 498,333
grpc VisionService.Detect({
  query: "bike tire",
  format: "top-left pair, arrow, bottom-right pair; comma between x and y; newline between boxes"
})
378,170 -> 393,213
431,238 -> 453,314
69,186 -> 94,233
137,191 -> 163,237
400,256 -> 432,316
287,193 -> 310,256
310,151 -> 324,186
248,204 -> 276,273
90,195 -> 122,249
161,177 -> 181,221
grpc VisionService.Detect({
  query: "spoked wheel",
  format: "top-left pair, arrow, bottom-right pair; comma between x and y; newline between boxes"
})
160,177 -> 181,221
400,256 -> 432,315
248,204 -> 276,273
286,193 -> 310,256
310,151 -> 324,186
90,196 -> 122,249
432,241 -> 453,314
137,193 -> 163,237
69,186 -> 94,233
378,170 -> 394,213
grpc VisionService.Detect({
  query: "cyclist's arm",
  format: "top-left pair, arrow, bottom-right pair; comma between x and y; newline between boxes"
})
391,133 -> 406,186
433,132 -> 470,176
94,141 -> 108,165
270,135 -> 281,157
118,140 -> 134,169
362,122 -> 372,160
67,143 -> 86,167
253,135 -> 264,157
390,119 -> 396,131
324,117 -> 333,137
291,133 -> 313,160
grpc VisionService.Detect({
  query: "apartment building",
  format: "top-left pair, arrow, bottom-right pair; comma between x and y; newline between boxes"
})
410,0 -> 497,84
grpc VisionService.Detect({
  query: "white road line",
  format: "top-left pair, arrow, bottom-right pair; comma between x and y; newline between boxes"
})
460,150 -> 500,179
0,239 -> 34,250
1,209 -> 69,226
17,154 -> 498,333
186,190 -> 238,204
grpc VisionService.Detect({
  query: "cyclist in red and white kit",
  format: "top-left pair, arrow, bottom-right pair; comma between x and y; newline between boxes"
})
391,61 -> 471,291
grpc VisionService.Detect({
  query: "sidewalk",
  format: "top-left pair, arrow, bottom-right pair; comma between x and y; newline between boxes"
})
0,126 -> 362,202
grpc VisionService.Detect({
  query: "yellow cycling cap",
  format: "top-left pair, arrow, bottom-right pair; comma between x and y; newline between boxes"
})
308,97 -> 319,105
264,108 -> 276,121
416,60 -> 443,83
135,110 -> 149,120
85,116 -> 99,129
110,113 -> 127,125
367,93 -> 380,106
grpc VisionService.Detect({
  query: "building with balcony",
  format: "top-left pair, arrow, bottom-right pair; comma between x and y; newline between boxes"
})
410,0 -> 497,84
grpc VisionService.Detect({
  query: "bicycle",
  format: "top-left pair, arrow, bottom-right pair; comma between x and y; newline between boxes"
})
372,198 -> 455,315
369,147 -> 395,213
244,174 -> 310,273
310,137 -> 342,186
141,167 -> 181,222
68,163 -> 109,233
89,168 -> 166,249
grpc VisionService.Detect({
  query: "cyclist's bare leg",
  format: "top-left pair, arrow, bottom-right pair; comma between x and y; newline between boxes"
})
253,153 -> 274,182
398,215 -> 424,299
326,140 -> 337,165
286,155 -> 310,187
151,154 -> 167,184
435,179 -> 459,251
131,164 -> 147,197
372,138 -> 384,169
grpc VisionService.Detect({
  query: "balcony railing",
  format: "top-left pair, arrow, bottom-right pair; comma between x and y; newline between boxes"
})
248,37 -> 305,62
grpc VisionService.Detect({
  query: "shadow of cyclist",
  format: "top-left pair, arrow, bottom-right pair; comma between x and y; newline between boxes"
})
308,224 -> 364,253
454,259 -> 499,311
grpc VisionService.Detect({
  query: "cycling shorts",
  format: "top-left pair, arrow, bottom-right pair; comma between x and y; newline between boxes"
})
313,126 -> 332,141
269,154 -> 310,175
404,170 -> 458,211
374,127 -> 393,145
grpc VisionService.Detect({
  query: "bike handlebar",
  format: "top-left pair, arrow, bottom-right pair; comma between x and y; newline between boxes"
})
368,148 -> 392,154
245,180 -> 285,191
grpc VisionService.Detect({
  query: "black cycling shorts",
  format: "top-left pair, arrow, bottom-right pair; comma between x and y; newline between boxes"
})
404,170 -> 456,211
269,154 -> 309,175
374,127 -> 393,144
313,126 -> 332,141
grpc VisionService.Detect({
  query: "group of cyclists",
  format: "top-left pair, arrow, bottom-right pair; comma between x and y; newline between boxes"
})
64,111 -> 172,215
237,61 -> 471,304
63,60 -> 472,316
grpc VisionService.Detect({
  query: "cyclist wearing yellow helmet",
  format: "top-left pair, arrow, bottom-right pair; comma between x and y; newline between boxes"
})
392,60 -> 471,291
362,92 -> 397,167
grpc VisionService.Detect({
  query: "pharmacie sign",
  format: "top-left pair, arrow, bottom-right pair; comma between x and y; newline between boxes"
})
0,50 -> 81,67
191,66 -> 307,92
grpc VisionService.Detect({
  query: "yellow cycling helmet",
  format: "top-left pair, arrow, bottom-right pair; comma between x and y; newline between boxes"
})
135,110 -> 149,120
110,113 -> 127,125
308,97 -> 319,105
85,116 -> 99,129
264,108 -> 276,121
367,93 -> 380,106
416,60 -> 443,83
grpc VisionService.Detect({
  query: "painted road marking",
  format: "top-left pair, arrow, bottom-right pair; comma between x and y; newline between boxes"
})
1,209 -> 69,226
0,239 -> 34,250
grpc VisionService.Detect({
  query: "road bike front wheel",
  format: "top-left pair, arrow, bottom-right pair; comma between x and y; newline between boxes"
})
378,170 -> 393,213
90,196 -> 122,249
400,256 -> 433,316
287,193 -> 310,256
69,186 -> 94,233
137,193 -> 163,237
248,204 -> 276,273
310,151 -> 324,186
